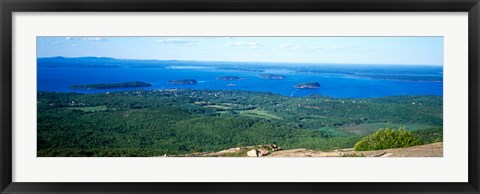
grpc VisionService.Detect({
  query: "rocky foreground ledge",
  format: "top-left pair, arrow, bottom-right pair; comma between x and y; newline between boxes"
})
164,142 -> 443,157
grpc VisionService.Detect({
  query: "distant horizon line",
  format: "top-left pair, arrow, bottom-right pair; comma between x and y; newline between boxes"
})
37,56 -> 444,67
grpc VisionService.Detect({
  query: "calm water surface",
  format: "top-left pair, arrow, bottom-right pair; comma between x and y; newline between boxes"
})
38,65 -> 443,98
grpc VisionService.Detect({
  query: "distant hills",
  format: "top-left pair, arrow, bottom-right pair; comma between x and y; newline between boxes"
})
37,57 -> 180,68
38,57 -> 119,68
37,57 -> 443,82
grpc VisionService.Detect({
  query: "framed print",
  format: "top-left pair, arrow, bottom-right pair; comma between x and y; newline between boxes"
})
1,0 -> 479,193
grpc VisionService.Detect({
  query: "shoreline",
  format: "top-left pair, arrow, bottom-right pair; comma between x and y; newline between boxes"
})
37,88 -> 445,99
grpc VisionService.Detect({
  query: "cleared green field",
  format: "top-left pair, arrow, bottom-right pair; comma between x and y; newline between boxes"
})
204,105 -> 232,109
238,109 -> 282,120
315,127 -> 352,137
211,104 -> 282,120
68,105 -> 108,112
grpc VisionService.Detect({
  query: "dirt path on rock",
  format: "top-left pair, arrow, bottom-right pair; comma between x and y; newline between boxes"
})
267,142 -> 443,157
169,142 -> 443,157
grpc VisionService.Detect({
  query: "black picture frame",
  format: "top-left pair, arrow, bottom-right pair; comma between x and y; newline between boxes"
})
1,0 -> 479,193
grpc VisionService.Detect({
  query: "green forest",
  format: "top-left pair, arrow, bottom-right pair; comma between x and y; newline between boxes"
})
37,89 -> 443,157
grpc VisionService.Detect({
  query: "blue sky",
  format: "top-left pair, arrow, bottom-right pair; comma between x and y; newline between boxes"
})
37,37 -> 443,66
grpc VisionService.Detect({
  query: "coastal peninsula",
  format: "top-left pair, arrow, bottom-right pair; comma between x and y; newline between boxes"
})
69,81 -> 152,90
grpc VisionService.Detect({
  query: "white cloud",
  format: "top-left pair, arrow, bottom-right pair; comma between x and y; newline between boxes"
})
278,44 -> 355,52
82,37 -> 103,41
156,39 -> 201,45
63,37 -> 103,41
279,44 -> 301,50
226,42 -> 260,49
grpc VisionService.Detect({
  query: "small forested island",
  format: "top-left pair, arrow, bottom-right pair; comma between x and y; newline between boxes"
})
217,76 -> 244,81
168,79 -> 198,85
294,82 -> 321,89
258,74 -> 286,80
69,81 -> 152,90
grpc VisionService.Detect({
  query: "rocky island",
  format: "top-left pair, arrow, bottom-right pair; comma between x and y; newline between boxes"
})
168,79 -> 198,85
258,74 -> 286,80
294,82 -> 321,89
217,76 -> 244,81
69,81 -> 152,90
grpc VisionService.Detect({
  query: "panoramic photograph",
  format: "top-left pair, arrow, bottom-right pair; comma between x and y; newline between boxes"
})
37,37 -> 443,157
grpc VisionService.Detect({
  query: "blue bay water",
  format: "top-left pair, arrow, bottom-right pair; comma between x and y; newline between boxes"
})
37,65 -> 443,98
